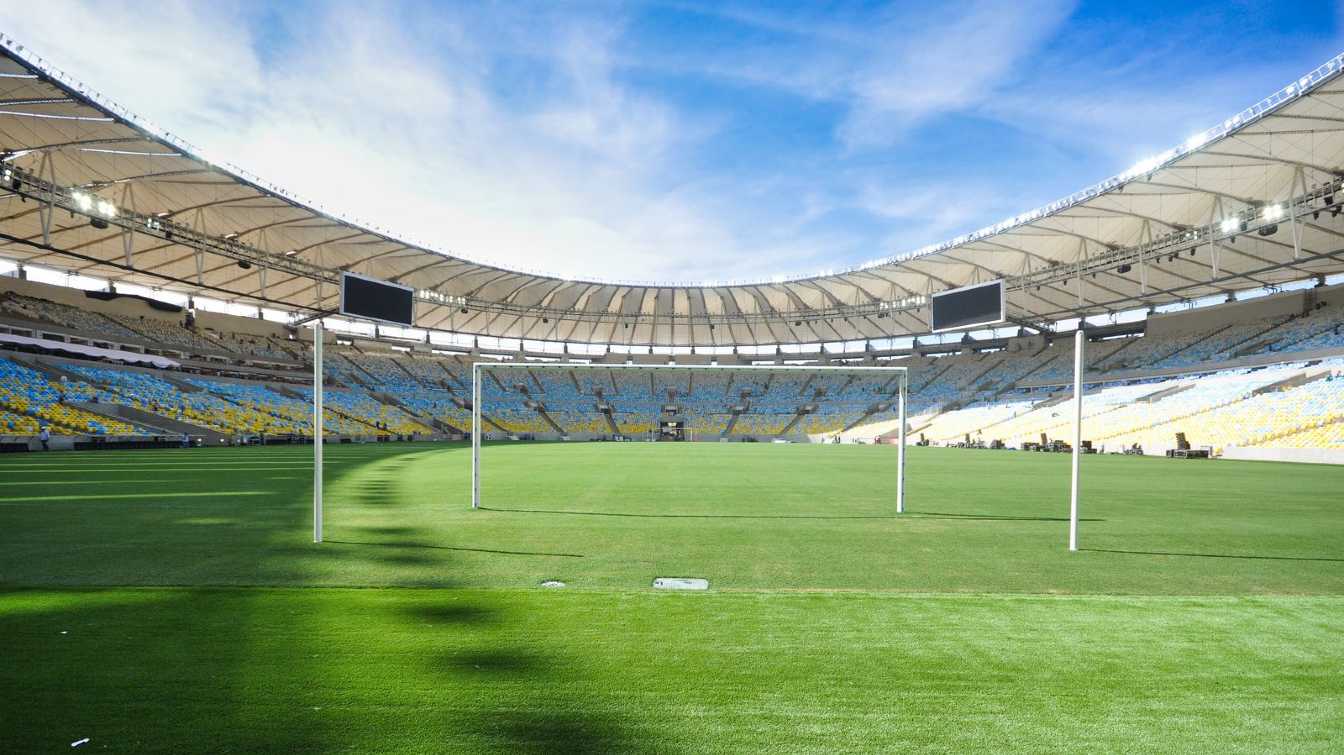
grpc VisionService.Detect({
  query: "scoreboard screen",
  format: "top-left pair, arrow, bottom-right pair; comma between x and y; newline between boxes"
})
339,272 -> 414,327
931,280 -> 1005,333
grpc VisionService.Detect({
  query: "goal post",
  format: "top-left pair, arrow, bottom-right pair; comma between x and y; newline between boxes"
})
469,362 -> 908,511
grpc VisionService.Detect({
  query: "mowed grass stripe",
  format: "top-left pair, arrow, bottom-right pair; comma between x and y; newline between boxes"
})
4,476 -> 305,486
2,467 -> 325,474
0,461 -> 344,468
0,491 -> 271,503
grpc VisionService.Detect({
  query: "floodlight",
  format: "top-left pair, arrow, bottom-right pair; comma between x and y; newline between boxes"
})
1219,217 -> 1239,233
72,191 -> 92,211
1262,204 -> 1283,221
95,199 -> 115,218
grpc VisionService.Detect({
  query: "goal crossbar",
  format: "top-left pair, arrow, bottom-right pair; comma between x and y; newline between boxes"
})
470,362 -> 907,512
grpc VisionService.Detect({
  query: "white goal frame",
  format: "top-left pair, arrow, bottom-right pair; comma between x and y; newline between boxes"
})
470,362 -> 908,512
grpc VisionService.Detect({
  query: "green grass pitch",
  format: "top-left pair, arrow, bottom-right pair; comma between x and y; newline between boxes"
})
1,443 -> 1341,752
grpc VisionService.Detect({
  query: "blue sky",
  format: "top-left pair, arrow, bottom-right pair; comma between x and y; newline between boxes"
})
6,1 -> 1343,283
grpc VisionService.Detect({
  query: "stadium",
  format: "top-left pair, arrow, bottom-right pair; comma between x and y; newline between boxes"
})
0,11 -> 1341,754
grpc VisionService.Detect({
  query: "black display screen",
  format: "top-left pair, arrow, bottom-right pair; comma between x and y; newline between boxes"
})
340,273 -> 415,326
931,280 -> 1004,332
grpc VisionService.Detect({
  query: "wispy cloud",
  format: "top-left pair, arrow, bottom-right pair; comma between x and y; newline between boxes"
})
836,0 -> 1075,149
4,1 -> 751,281
631,0 -> 1076,149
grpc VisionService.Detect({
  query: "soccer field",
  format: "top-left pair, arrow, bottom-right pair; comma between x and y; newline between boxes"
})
1,443 -> 1341,752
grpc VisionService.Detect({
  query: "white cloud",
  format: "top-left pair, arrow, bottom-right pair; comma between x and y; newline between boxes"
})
4,0 -> 841,283
836,0 -> 1075,149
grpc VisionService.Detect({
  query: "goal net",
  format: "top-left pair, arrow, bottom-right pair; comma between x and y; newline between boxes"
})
470,362 -> 907,510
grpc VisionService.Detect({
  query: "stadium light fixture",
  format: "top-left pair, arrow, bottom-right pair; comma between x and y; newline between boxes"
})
95,199 -> 115,218
71,191 -> 92,211
1219,217 -> 1239,233
1262,204 -> 1284,221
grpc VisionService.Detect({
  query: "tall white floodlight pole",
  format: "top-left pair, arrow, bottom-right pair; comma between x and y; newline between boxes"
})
896,369 -> 907,514
471,362 -> 481,509
1069,328 -> 1084,551
313,320 -> 324,543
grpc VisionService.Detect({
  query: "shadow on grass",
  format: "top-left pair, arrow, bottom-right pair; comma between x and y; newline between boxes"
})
488,711 -> 635,755
0,587 -> 638,752
326,539 -> 584,558
0,445 -> 635,752
405,602 -> 497,625
1082,547 -> 1344,563
481,506 -> 1102,523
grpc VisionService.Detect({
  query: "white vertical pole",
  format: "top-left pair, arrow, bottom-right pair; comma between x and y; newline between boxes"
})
896,369 -> 907,514
1069,328 -> 1083,551
313,320 -> 324,543
471,362 -> 481,509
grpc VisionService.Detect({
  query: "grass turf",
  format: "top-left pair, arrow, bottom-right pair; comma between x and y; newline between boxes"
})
1,442 -> 1341,752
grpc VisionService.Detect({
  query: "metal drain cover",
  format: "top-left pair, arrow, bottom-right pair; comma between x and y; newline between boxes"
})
652,577 -> 708,590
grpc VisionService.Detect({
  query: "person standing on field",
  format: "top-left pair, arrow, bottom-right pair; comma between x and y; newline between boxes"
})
38,425 -> 50,451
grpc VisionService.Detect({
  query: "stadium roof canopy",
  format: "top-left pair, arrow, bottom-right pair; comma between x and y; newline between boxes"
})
2,34 -> 1344,347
